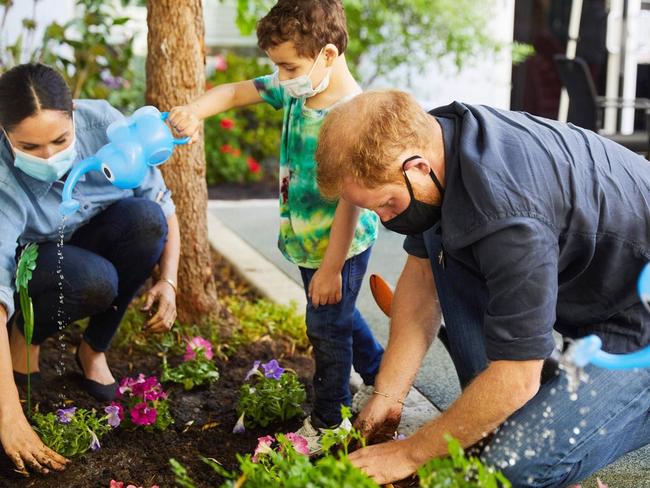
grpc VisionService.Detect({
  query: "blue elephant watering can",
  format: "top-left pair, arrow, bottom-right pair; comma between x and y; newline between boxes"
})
566,262 -> 650,370
59,106 -> 189,215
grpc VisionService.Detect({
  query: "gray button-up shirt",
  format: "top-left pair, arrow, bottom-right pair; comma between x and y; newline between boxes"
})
405,102 -> 650,359
0,99 -> 175,318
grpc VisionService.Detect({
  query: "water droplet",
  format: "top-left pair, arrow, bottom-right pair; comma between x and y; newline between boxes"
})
569,437 -> 576,445
573,427 -> 580,435
569,393 -> 578,401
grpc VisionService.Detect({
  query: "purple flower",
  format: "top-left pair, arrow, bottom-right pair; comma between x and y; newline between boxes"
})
183,336 -> 214,362
104,405 -> 122,428
244,360 -> 261,381
233,412 -> 246,434
56,407 -> 77,424
261,359 -> 284,380
87,427 -> 101,451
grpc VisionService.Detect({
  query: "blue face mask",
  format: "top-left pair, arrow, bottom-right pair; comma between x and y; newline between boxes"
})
6,130 -> 77,183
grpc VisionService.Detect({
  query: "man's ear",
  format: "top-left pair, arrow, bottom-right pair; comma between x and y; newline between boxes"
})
323,43 -> 339,66
403,156 -> 431,176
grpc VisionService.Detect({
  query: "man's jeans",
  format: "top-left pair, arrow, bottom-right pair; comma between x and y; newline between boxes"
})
15,198 -> 167,352
429,233 -> 650,487
299,247 -> 384,427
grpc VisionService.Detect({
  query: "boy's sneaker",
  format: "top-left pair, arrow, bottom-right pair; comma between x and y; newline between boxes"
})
295,416 -> 324,456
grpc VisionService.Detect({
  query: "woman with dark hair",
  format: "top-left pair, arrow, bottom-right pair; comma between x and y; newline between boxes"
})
0,63 -> 180,474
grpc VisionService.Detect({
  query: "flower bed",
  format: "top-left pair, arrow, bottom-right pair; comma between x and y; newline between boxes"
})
1,253 -> 313,487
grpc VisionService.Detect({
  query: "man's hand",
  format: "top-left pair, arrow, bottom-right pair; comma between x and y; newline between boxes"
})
354,393 -> 403,443
167,105 -> 201,144
0,408 -> 69,475
308,266 -> 342,308
142,280 -> 177,333
349,437 -> 421,485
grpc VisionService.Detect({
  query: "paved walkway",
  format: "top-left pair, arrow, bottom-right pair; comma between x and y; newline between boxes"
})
207,199 -> 649,487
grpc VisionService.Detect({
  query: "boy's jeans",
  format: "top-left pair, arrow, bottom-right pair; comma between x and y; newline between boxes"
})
299,247 -> 384,427
428,233 -> 650,488
15,198 -> 167,352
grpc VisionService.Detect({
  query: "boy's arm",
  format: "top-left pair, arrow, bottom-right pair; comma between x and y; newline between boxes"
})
308,199 -> 360,307
167,80 -> 262,143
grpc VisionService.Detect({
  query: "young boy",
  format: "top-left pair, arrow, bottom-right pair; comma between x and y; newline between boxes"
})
168,0 -> 384,451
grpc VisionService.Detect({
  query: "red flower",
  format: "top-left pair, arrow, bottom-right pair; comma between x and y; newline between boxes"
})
247,157 -> 261,174
220,118 -> 235,130
220,144 -> 233,154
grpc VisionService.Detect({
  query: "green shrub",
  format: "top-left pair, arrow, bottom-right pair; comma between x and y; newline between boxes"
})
204,52 -> 283,184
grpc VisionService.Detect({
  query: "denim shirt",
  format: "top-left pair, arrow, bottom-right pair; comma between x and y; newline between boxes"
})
0,99 -> 175,319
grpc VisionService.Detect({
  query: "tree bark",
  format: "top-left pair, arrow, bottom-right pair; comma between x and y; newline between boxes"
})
145,0 -> 218,324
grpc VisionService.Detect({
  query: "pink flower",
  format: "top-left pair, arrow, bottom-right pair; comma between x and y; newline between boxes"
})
214,54 -> 228,72
110,481 -> 124,488
130,402 -> 157,426
285,432 -> 309,456
252,435 -> 275,462
247,157 -> 261,174
183,336 -> 214,362
132,376 -> 160,397
220,118 -> 235,130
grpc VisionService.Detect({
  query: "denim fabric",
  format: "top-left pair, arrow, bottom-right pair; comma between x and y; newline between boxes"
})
15,198 -> 167,351
0,99 -> 175,319
299,247 -> 384,426
427,232 -> 650,487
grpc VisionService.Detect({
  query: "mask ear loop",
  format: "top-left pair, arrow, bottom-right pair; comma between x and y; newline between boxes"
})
402,154 -> 445,198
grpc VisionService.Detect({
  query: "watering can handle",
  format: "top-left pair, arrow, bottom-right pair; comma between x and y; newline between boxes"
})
160,112 -> 191,145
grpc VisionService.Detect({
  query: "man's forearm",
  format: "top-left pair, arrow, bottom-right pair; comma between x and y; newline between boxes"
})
409,359 -> 543,463
374,256 -> 441,401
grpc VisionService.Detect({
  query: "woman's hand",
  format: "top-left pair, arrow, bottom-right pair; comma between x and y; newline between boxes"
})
308,266 -> 343,308
167,105 -> 201,144
0,408 -> 69,475
142,280 -> 177,333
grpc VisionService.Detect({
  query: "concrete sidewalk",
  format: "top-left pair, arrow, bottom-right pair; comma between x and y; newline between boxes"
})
206,199 -> 649,487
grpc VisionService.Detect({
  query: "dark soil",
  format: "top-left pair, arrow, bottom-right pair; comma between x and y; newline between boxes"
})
1,255 -> 314,488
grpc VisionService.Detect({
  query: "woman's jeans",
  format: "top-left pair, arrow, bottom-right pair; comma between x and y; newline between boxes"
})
15,198 -> 167,352
299,247 -> 384,427
428,233 -> 650,487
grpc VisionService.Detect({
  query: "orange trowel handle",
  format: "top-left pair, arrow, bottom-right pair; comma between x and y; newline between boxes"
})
369,273 -> 394,318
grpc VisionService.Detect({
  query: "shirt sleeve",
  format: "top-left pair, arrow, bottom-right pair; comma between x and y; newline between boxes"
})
253,74 -> 285,110
0,192 -> 27,319
472,218 -> 558,361
132,167 -> 176,218
403,233 -> 430,259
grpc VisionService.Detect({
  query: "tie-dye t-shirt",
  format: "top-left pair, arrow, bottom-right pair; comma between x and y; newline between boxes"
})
253,74 -> 378,269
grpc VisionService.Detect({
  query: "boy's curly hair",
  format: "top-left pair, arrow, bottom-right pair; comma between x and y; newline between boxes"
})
256,0 -> 348,58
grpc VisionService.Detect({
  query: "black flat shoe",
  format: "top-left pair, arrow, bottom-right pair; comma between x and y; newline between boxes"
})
74,348 -> 118,402
13,370 -> 42,386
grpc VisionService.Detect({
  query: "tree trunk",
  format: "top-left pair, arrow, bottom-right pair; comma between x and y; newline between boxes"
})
145,0 -> 218,324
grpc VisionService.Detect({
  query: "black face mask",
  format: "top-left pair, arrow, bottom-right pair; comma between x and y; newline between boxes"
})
381,155 -> 445,235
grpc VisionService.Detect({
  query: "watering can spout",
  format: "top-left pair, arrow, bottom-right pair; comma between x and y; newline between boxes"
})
59,156 -> 101,216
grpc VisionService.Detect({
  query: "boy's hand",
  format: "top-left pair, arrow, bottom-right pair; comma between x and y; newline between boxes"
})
308,266 -> 342,308
167,105 -> 201,144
